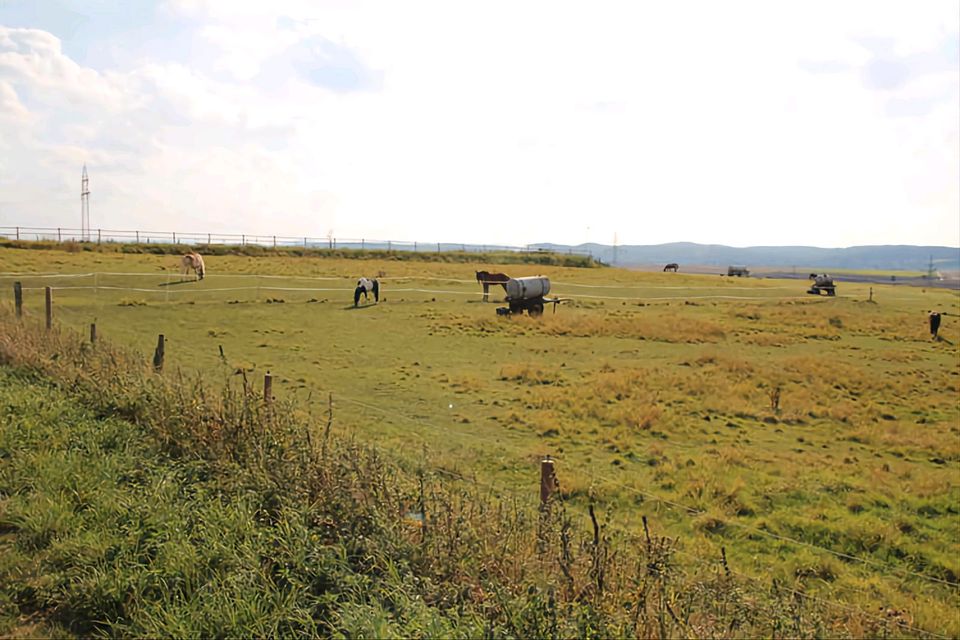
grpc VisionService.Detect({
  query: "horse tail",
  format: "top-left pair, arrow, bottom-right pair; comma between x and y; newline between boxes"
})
372,279 -> 379,302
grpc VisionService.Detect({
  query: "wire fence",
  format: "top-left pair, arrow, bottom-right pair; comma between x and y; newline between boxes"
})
0,225 -> 593,257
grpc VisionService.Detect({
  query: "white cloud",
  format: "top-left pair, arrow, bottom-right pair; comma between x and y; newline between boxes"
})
0,2 -> 957,247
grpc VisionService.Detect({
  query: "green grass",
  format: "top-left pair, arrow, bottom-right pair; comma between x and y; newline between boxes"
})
2,319 -> 908,638
1,245 -> 958,636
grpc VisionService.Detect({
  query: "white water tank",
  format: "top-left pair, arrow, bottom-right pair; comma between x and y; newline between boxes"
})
505,276 -> 550,300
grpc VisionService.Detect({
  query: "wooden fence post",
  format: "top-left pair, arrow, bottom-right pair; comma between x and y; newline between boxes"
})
153,334 -> 165,371
90,323 -> 97,343
136,230 -> 140,243
57,227 -> 62,242
97,229 -> 101,244
44,287 -> 52,329
540,457 -> 557,506
869,287 -> 873,302
264,372 -> 273,403
15,226 -> 19,241
14,281 -> 22,319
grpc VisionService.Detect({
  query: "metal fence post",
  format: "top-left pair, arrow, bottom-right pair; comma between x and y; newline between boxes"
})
57,228 -> 61,242
15,227 -> 19,241
14,281 -> 22,318
97,229 -> 101,244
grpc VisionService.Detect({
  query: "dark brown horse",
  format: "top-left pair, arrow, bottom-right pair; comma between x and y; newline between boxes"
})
663,263 -> 679,272
476,270 -> 510,301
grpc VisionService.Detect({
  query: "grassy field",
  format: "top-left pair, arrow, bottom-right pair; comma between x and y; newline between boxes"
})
1,245 -> 959,636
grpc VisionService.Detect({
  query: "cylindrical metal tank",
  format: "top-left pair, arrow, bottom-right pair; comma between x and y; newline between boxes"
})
505,276 -> 550,300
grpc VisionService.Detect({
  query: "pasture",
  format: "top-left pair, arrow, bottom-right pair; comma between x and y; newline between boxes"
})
2,246 -> 959,635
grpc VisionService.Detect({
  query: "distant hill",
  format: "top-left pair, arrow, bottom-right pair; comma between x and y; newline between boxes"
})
531,242 -> 960,272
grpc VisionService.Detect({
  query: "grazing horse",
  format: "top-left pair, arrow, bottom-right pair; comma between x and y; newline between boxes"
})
663,263 -> 679,272
476,270 -> 510,302
181,252 -> 205,280
354,277 -> 380,306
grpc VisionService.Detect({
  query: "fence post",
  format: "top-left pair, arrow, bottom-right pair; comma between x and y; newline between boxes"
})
273,235 -> 276,248
45,287 -> 53,329
361,239 -> 365,250
153,334 -> 165,371
242,234 -> 245,246
388,240 -> 392,251
869,287 -> 873,302
135,230 -> 140,243
413,241 -> 417,252
90,323 -> 97,343
15,226 -> 19,241
540,457 -> 557,506
173,231 -> 177,244
437,242 -> 441,254
57,227 -> 61,242
14,281 -> 22,318
304,237 -> 307,248
207,233 -> 211,244
97,229 -> 101,244
264,372 -> 273,404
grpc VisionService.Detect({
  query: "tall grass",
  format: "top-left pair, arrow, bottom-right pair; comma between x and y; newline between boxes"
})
0,310 -> 936,637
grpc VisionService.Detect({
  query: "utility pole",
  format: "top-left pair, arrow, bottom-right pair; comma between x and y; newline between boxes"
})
81,165 -> 90,241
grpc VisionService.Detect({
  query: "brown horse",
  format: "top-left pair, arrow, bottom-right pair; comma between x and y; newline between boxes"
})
476,270 -> 510,302
663,263 -> 679,272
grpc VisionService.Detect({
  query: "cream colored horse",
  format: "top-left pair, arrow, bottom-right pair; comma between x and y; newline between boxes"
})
181,252 -> 205,280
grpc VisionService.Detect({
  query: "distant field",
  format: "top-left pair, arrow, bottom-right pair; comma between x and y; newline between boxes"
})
2,247 -> 959,635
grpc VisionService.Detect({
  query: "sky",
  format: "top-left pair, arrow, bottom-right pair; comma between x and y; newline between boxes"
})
0,0 -> 957,248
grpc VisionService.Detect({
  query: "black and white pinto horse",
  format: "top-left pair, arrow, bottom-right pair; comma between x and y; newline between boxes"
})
354,277 -> 380,306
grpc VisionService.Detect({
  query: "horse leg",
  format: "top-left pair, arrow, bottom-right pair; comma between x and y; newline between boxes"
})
354,286 -> 361,307
482,282 -> 489,302
372,280 -> 379,302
